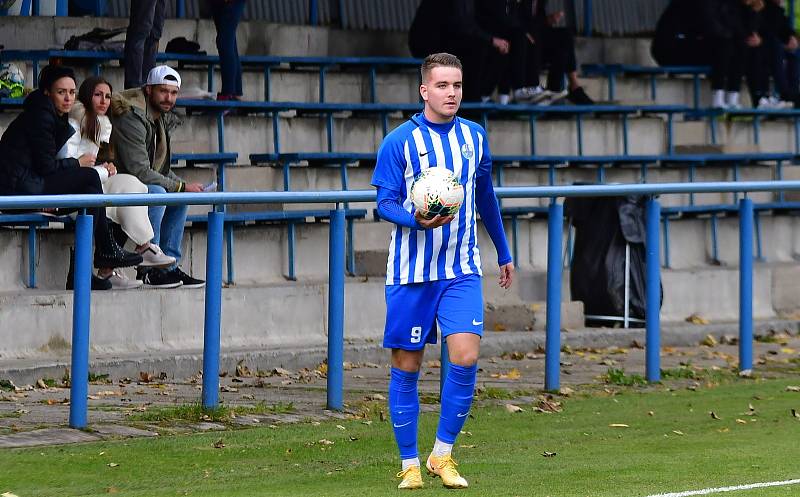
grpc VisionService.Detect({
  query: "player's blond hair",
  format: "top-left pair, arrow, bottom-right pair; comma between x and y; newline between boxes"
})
420,53 -> 463,83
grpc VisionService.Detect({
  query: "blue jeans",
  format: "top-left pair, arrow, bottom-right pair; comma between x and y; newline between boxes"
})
147,184 -> 188,268
212,0 -> 246,96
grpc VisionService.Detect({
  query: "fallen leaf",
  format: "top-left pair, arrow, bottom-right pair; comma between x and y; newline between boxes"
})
271,367 -> 293,377
736,419 -> 748,424
499,368 -> 521,380
781,348 -> 796,354
700,334 -> 717,347
138,372 -> 154,383
459,444 -> 477,449
648,411 -> 655,417
364,393 -> 386,401
791,409 -> 800,419
87,395 -> 100,400
505,403 -> 525,413
241,394 -> 255,400
106,487 -> 119,494
220,386 -> 238,392
36,379 -> 49,389
558,387 -> 575,397
672,430 -> 685,436
336,425 -> 346,430
710,411 -> 721,420
542,451 -> 557,457
786,386 -> 800,392
609,424 -> 629,428
107,463 -> 119,468
318,439 -> 335,445
2,493 -> 21,497
535,398 -> 563,413
687,314 -> 710,325
213,439 -> 225,449
235,361 -> 252,377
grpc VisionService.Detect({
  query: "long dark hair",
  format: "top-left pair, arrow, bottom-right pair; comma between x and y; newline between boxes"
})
77,76 -> 113,145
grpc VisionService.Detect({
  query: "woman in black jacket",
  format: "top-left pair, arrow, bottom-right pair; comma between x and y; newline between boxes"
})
0,65 -> 142,288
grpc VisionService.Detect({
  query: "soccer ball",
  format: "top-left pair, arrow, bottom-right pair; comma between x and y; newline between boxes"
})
409,167 -> 464,220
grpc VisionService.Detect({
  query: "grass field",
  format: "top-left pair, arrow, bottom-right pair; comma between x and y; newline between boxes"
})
2,376 -> 800,497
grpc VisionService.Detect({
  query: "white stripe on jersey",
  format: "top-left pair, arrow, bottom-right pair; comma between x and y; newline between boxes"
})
458,122 -> 477,275
410,128 -> 430,282
396,141 -> 415,285
426,128 -> 449,281
442,125 -> 463,279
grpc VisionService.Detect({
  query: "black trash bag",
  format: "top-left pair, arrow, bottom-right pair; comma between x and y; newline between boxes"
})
565,194 -> 662,326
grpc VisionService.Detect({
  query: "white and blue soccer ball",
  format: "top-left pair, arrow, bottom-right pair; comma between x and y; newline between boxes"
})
410,167 -> 464,220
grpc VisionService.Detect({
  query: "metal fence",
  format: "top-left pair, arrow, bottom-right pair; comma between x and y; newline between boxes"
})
2,179 -> 799,428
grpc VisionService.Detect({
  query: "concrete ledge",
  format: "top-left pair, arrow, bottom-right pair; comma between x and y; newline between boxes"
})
2,319 -> 796,385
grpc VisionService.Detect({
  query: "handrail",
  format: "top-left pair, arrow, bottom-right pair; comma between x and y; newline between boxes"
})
6,179 -> 799,428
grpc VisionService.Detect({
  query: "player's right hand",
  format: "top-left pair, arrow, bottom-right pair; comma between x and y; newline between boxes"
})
415,211 -> 453,229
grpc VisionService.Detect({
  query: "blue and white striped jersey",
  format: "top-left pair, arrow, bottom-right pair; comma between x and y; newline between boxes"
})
371,113 -> 492,286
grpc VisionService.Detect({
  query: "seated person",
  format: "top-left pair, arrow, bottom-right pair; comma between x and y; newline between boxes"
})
58,75 -> 177,289
0,65 -> 142,289
517,0 -> 595,105
110,66 -> 205,289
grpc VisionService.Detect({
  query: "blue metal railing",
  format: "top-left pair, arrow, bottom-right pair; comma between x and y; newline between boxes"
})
4,179 -> 800,427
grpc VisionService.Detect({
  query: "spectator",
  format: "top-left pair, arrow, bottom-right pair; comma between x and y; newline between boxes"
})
477,0 -> 548,104
123,0 -> 168,89
58,76 -> 177,289
761,0 -> 799,105
652,0 -> 752,109
0,65 -> 143,289
110,66 -> 206,289
409,0 -> 510,102
211,0 -> 246,101
517,0 -> 595,105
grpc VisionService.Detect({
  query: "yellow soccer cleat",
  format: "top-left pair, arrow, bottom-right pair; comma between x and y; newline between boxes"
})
426,454 -> 469,489
396,465 -> 424,490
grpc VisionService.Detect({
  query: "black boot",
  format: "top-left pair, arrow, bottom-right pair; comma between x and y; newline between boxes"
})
93,224 -> 143,269
66,247 -> 112,291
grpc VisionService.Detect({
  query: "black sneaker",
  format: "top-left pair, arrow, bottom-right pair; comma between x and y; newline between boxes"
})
567,86 -> 595,105
66,247 -> 111,291
169,267 -> 206,289
138,267 -> 183,289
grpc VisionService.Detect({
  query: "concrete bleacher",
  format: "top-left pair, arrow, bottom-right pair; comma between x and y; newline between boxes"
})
1,17 -> 800,366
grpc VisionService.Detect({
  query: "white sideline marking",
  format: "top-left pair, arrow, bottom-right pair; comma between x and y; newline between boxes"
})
644,479 -> 800,497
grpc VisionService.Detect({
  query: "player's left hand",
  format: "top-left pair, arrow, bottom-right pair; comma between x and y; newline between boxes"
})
499,262 -> 514,289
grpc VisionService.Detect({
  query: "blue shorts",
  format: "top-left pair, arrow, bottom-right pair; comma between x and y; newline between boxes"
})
383,274 -> 484,351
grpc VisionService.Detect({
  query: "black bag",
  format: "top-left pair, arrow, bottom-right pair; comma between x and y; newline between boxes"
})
64,27 -> 126,52
165,37 -> 206,55
565,193 -> 662,326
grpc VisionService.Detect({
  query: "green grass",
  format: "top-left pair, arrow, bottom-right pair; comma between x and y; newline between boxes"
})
604,367 -> 648,386
2,378 -> 800,497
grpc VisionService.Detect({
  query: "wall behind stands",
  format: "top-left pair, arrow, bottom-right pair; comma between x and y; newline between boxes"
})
103,0 -> 666,35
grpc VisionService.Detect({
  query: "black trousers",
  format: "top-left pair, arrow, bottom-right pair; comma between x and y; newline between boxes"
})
445,37 -> 490,102
124,0 -> 168,89
652,35 -> 744,92
526,27 -> 577,91
482,28 -> 528,96
41,168 -> 113,254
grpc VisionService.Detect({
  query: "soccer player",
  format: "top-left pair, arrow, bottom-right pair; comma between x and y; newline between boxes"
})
371,52 -> 514,490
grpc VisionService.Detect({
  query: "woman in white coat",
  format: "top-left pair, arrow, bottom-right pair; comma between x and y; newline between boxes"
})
59,76 -> 175,289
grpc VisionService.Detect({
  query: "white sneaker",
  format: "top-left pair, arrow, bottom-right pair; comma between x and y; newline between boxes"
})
712,89 -> 726,109
725,91 -> 741,110
102,270 -> 143,290
769,96 -> 793,109
138,244 -> 176,268
514,86 -> 550,104
498,93 -> 511,105
757,96 -> 775,109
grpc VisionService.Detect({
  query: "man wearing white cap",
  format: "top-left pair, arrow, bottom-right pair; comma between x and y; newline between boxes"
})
110,65 -> 205,289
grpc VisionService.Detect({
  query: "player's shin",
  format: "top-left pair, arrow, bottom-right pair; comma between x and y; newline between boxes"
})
389,367 -> 421,467
435,362 -> 478,451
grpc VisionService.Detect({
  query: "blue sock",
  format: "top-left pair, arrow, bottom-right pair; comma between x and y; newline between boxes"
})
389,367 -> 420,460
436,363 -> 477,444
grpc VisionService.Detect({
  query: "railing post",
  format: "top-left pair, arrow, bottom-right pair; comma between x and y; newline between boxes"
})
739,197 -> 754,373
55,0 -> 66,16
69,213 -> 93,429
327,207 -> 346,410
176,0 -> 185,18
545,201 -> 563,391
583,0 -> 593,36
309,0 -> 318,25
202,210 -> 224,409
645,199 -> 661,382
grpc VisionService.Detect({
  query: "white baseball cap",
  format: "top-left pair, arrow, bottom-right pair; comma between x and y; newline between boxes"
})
145,65 -> 181,88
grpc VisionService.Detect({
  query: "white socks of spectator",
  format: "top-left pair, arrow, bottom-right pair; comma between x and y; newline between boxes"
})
402,457 -> 421,471
498,94 -> 510,105
712,89 -> 725,108
726,91 -> 740,109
